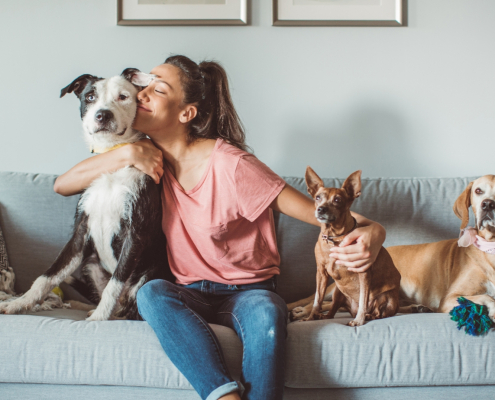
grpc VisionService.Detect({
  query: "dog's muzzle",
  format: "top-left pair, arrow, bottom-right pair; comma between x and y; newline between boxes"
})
479,199 -> 495,229
316,207 -> 336,223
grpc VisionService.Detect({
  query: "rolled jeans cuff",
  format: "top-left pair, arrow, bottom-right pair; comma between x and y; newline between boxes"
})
205,380 -> 244,400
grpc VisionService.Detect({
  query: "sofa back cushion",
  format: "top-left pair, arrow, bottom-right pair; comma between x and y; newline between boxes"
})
0,172 -> 79,295
0,172 -> 477,302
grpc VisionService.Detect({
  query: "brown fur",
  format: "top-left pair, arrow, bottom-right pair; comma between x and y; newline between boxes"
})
291,167 -> 401,326
388,175 -> 495,318
290,175 -> 495,320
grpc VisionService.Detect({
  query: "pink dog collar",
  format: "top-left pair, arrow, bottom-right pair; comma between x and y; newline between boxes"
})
458,227 -> 495,255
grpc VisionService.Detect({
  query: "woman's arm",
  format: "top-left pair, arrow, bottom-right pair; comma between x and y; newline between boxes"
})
270,184 -> 386,273
53,139 -> 164,196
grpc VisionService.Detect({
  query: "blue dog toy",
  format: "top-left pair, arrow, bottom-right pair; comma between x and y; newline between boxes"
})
449,297 -> 493,336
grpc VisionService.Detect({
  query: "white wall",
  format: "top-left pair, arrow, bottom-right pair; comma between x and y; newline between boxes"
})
0,0 -> 494,179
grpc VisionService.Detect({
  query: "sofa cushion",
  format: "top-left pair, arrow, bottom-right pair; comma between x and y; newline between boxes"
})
0,309 -> 242,389
285,312 -> 495,388
3,309 -> 494,390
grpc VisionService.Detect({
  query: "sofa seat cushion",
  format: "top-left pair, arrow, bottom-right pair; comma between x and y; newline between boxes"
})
285,312 -> 495,388
0,309 -> 242,389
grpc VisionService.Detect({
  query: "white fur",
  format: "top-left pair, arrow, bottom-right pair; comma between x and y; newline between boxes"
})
86,263 -> 111,297
0,275 -> 71,314
486,281 -> 495,297
131,72 -> 155,87
0,291 -> 69,312
86,278 -> 124,321
80,167 -> 146,274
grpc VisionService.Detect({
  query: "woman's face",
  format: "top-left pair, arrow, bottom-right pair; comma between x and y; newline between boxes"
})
133,63 -> 194,138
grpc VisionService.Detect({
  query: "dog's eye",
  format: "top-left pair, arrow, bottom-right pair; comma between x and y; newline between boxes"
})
333,196 -> 341,203
86,94 -> 95,102
119,94 -> 128,101
315,195 -> 321,201
475,188 -> 483,195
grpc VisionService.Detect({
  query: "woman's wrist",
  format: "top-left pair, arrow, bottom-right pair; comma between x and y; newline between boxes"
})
122,143 -> 138,167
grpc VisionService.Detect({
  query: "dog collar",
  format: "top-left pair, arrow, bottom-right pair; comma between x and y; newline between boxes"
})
321,217 -> 358,245
458,227 -> 495,255
91,143 -> 130,154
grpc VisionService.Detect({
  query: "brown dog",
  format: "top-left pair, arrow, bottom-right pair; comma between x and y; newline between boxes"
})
386,175 -> 495,319
294,167 -> 401,326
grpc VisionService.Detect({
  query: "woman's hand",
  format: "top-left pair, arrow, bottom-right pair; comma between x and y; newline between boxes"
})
128,139 -> 164,184
329,215 -> 386,273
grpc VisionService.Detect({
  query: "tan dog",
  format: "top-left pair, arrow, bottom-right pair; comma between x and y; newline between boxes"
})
386,175 -> 495,318
293,168 -> 401,326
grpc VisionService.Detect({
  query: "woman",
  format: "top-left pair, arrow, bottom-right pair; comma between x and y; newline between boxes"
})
54,55 -> 385,400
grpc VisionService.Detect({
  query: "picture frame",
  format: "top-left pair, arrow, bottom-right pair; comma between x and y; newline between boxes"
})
117,0 -> 248,26
273,0 -> 407,27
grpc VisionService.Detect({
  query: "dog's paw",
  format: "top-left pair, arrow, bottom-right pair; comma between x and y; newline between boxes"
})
0,301 -> 9,313
417,305 -> 433,313
290,306 -> 310,321
347,319 -> 365,327
86,309 -> 109,321
300,313 -> 322,322
0,298 -> 33,314
410,304 -> 433,313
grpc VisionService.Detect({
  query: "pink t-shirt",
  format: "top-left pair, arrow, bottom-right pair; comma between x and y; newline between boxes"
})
161,139 -> 286,285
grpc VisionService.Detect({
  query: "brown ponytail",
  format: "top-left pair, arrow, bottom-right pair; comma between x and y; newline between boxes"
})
164,55 -> 250,152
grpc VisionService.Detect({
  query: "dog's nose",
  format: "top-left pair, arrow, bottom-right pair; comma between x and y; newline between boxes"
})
95,109 -> 113,124
317,207 -> 326,214
482,199 -> 495,211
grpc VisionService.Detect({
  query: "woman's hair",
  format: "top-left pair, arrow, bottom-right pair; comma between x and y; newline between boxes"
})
164,55 -> 250,152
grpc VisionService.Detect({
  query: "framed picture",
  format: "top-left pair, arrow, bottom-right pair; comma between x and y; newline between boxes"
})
117,0 -> 248,26
273,0 -> 407,27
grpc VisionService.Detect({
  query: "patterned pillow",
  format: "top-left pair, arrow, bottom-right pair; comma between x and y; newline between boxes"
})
0,223 -> 9,271
0,222 -> 15,295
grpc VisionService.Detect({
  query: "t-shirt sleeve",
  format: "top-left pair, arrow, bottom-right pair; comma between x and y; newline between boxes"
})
235,154 -> 286,222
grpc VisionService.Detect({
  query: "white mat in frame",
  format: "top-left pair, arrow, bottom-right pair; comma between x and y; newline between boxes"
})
118,0 -> 248,25
273,0 -> 407,26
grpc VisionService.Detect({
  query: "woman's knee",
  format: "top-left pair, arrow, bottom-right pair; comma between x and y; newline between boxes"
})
242,291 -> 288,338
136,279 -> 176,312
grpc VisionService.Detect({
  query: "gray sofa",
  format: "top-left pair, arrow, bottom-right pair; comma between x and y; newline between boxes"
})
1,171 -> 494,400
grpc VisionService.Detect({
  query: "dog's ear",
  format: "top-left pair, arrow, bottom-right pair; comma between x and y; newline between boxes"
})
305,166 -> 324,198
121,68 -> 155,87
453,181 -> 473,230
60,74 -> 99,98
342,170 -> 362,199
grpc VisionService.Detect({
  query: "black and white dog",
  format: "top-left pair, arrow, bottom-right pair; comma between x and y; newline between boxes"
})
0,69 -> 173,321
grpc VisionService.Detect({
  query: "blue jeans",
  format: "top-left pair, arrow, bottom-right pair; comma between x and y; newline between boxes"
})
136,276 -> 288,400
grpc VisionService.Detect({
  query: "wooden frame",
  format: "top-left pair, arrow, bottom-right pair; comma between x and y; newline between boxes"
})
117,0 -> 249,26
273,0 -> 407,27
